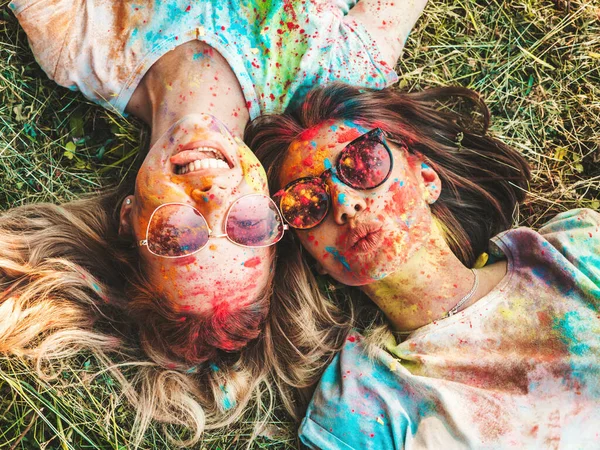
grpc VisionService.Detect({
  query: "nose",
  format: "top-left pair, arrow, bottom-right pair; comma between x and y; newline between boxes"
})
191,186 -> 229,231
328,179 -> 367,225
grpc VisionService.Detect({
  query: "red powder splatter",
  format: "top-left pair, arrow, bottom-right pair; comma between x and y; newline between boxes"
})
302,154 -> 314,167
173,255 -> 196,266
212,299 -> 232,324
185,5 -> 191,11
337,128 -> 362,143
537,311 -> 551,326
299,126 -> 320,141
243,256 -> 261,268
347,335 -> 356,342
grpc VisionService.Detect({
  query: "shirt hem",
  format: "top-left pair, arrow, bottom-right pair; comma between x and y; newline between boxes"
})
300,416 -> 357,450
8,0 -> 31,15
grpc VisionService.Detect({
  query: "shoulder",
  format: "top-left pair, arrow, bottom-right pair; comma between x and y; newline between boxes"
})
299,332 -> 410,449
538,209 -> 600,286
10,0 -> 79,82
494,209 -> 600,289
538,208 -> 600,236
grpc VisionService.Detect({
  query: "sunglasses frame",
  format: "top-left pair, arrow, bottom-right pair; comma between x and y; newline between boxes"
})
280,128 -> 395,230
138,193 -> 288,258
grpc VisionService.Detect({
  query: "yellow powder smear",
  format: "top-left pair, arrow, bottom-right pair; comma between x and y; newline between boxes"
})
238,146 -> 267,192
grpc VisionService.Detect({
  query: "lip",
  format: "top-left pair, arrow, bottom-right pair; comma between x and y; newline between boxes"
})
345,222 -> 384,254
169,139 -> 235,172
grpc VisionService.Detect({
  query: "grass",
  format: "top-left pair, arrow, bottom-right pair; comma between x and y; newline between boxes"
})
0,0 -> 598,448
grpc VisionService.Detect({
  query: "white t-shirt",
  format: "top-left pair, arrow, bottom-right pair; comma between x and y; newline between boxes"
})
10,0 -> 398,119
300,208 -> 600,449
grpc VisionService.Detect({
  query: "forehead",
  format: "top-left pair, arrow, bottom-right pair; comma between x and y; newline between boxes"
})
279,121 -> 370,184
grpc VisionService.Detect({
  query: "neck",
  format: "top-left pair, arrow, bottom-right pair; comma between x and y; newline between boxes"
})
360,223 -> 479,332
126,40 -> 250,146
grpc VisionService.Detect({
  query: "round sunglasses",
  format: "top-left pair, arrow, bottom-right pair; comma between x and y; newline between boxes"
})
279,128 -> 397,230
138,194 -> 288,258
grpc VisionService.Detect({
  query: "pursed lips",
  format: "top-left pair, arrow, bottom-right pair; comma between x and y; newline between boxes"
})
344,221 -> 384,254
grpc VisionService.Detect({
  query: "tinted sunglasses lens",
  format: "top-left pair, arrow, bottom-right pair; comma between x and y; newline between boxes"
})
338,138 -> 391,189
147,204 -> 209,256
281,179 -> 329,229
227,195 -> 284,247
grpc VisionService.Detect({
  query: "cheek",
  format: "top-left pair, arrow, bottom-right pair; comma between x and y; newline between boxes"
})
238,145 -> 268,193
385,180 -> 414,214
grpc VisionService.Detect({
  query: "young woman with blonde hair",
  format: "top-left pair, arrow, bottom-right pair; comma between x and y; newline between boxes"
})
247,83 -> 600,449
6,0 -> 429,445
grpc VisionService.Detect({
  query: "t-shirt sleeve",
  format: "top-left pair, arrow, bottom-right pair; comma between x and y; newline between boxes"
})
10,0 -> 161,114
538,208 -> 600,288
10,0 -> 76,86
299,333 -> 410,450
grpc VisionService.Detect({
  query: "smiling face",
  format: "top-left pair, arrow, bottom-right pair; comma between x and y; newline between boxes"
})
278,120 -> 441,286
121,114 -> 272,314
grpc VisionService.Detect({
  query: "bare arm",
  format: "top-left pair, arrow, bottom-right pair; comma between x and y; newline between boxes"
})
348,0 -> 429,67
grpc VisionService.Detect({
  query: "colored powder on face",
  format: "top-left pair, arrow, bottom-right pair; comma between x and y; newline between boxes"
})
337,128 -> 362,143
238,145 -> 267,192
302,154 -> 314,167
173,255 -> 196,266
243,256 -> 261,268
299,126 -> 320,141
338,192 -> 348,205
325,246 -> 351,271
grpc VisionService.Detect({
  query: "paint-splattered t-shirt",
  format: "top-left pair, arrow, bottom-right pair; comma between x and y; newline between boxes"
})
300,208 -> 600,449
10,0 -> 398,119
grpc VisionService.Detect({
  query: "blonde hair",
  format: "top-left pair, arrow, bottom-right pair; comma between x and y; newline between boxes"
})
0,185 -> 280,446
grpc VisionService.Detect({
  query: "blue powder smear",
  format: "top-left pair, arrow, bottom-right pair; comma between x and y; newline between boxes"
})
555,311 -> 590,357
338,192 -> 348,205
325,247 -> 351,271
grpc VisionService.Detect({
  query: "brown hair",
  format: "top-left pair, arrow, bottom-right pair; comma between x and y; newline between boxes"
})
246,83 -> 531,266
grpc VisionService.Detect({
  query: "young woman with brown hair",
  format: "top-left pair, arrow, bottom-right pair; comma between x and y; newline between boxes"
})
247,83 -> 600,449
6,0 -> 430,445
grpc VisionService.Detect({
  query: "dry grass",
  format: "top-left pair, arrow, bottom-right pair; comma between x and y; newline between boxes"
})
0,0 -> 598,448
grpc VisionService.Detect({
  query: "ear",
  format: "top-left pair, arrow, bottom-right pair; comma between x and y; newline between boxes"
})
419,162 -> 442,204
118,195 -> 135,238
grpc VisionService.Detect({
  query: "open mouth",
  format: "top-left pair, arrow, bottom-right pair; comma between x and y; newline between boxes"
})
170,142 -> 234,174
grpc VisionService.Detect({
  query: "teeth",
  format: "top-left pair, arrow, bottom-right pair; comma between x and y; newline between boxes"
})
192,146 -> 226,161
176,158 -> 229,174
